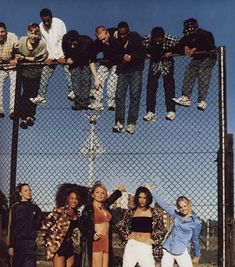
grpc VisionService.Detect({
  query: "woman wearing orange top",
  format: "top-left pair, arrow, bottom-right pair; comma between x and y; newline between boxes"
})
79,182 -> 125,267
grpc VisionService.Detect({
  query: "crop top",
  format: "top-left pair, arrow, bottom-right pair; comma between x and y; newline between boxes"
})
131,216 -> 152,233
94,207 -> 112,224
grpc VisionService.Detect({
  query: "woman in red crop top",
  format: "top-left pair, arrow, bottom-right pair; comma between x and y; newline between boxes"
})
79,182 -> 125,267
116,186 -> 167,267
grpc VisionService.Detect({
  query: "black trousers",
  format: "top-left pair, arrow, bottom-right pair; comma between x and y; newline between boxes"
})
146,62 -> 175,113
20,77 -> 40,120
12,240 -> 37,267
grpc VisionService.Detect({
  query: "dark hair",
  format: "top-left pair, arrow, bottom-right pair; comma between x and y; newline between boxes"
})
117,21 -> 129,31
183,18 -> 198,34
10,183 -> 31,205
0,22 -> 6,30
95,25 -> 106,34
55,183 -> 88,208
65,30 -> 80,42
40,8 -> 53,18
151,27 -> 165,38
134,186 -> 153,208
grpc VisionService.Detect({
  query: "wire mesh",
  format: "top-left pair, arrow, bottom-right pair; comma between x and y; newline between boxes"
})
0,50 -> 222,266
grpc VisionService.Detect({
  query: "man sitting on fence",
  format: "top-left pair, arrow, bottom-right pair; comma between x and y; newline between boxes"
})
142,26 -> 180,122
89,26 -> 119,111
30,8 -> 73,105
112,21 -> 145,134
172,18 -> 217,111
62,30 -> 101,110
0,22 -> 18,119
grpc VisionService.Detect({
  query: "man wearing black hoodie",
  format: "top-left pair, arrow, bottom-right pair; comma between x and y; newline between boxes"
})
173,18 -> 217,111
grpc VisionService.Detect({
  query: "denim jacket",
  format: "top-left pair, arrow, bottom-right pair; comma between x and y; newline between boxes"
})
152,193 -> 202,257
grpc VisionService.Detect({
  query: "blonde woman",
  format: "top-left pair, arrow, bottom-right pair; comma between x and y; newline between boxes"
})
152,193 -> 202,267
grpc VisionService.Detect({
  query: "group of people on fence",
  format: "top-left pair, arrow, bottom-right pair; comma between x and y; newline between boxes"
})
0,8 -> 216,133
8,182 -> 202,267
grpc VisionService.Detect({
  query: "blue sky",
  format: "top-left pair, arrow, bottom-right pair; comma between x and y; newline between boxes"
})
1,0 -> 234,136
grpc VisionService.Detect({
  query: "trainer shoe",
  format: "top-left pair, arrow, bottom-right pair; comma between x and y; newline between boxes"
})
89,88 -> 97,99
143,112 -> 157,122
88,102 -> 104,110
72,102 -> 89,110
67,91 -> 76,101
126,124 -> 136,134
0,111 -> 4,118
20,119 -> 28,129
173,95 -> 191,107
112,122 -> 125,133
197,100 -> 207,111
108,100 -> 115,111
30,95 -> 46,105
166,111 -> 176,121
26,117 -> 35,126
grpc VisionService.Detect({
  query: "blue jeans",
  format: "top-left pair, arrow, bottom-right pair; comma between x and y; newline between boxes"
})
71,65 -> 91,105
182,57 -> 216,102
115,71 -> 142,125
38,64 -> 72,98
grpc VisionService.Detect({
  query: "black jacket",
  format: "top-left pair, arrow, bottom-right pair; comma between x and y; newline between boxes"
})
62,34 -> 93,69
8,201 -> 42,248
172,28 -> 216,60
114,31 -> 146,74
90,28 -> 120,68
79,189 -> 122,267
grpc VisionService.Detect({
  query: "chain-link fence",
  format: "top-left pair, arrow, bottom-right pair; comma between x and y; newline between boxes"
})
0,47 -> 231,266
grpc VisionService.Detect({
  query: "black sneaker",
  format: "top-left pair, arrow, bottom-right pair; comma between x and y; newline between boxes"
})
72,103 -> 89,110
0,112 -> 4,118
20,119 -> 28,129
9,112 -> 16,120
26,117 -> 35,126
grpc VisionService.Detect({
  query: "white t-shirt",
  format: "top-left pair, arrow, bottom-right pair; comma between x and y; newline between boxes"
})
39,17 -> 66,59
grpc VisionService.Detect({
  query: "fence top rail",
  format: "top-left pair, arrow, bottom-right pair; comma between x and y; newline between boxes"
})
0,48 -> 219,68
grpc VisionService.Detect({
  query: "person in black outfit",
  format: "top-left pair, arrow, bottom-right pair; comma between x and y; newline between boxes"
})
89,26 -> 119,110
112,21 -> 145,134
172,18 -> 217,111
62,30 -> 101,110
8,183 -> 42,267
142,27 -> 180,122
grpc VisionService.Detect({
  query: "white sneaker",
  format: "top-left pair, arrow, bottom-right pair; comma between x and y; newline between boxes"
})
173,95 -> 191,107
108,100 -> 115,110
126,124 -> 135,134
30,95 -> 46,105
67,91 -> 76,101
143,112 -> 157,122
197,100 -> 207,111
112,122 -> 125,133
166,111 -> 176,121
89,88 -> 97,99
88,102 -> 104,110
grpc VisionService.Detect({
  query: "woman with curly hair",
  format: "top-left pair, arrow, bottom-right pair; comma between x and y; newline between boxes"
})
116,186 -> 167,267
7,183 -> 42,267
41,183 -> 88,267
79,182 -> 125,267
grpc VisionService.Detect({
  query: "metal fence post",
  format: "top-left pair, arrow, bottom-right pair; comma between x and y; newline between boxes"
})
9,63 -> 21,205
217,46 -> 229,267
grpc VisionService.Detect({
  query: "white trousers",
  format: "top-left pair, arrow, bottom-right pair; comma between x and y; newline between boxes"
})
0,69 -> 16,113
94,65 -> 117,104
161,249 -> 193,267
123,239 -> 155,267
